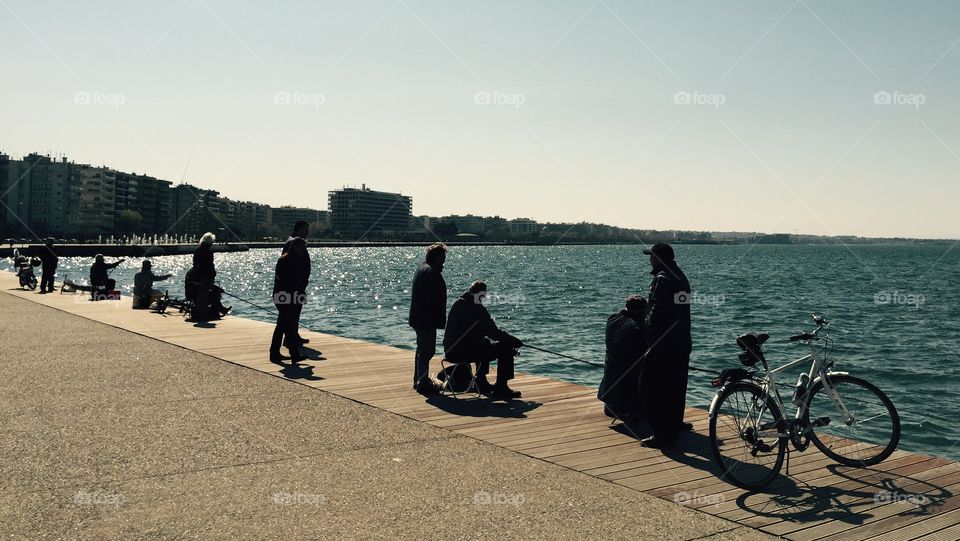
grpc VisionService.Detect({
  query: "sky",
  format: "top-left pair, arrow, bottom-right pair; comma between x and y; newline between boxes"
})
2,0 -> 959,239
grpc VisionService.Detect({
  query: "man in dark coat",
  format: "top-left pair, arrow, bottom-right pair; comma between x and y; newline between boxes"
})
187,232 -> 216,321
270,222 -> 311,363
90,254 -> 124,291
443,281 -> 523,400
640,243 -> 692,448
408,243 -> 447,394
598,295 -> 647,421
38,238 -> 58,294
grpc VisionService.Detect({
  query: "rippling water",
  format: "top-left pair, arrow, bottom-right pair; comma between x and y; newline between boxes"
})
49,244 -> 960,460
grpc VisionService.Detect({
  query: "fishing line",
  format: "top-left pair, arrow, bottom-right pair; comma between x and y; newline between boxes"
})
221,290 -> 278,315
525,343 -> 720,376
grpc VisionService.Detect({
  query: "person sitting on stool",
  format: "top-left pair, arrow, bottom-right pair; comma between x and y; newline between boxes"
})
133,260 -> 172,309
598,295 -> 647,423
443,281 -> 523,400
90,254 -> 124,293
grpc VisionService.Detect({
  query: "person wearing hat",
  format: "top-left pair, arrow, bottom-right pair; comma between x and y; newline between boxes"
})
598,295 -> 648,422
132,260 -> 172,309
37,238 -> 58,294
640,243 -> 692,448
90,254 -> 125,292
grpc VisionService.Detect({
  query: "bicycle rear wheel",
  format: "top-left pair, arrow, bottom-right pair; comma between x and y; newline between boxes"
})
805,374 -> 900,467
709,381 -> 786,490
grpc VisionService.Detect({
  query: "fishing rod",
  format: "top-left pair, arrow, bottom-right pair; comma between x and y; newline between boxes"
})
524,344 -> 720,376
220,290 -> 279,315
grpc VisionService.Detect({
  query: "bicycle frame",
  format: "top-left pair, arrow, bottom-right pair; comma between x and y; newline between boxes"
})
755,339 -> 851,443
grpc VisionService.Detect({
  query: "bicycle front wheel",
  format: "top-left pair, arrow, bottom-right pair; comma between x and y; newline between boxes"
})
805,374 -> 900,467
709,381 -> 786,490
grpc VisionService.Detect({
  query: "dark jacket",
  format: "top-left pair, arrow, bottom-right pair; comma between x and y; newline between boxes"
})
645,261 -> 692,356
90,260 -> 120,287
274,236 -> 311,295
598,308 -> 647,413
642,260 -> 692,441
39,246 -> 58,272
191,245 -> 216,283
408,262 -> 447,329
443,292 -> 518,359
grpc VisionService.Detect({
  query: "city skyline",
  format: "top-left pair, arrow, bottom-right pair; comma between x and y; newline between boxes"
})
3,1 -> 960,239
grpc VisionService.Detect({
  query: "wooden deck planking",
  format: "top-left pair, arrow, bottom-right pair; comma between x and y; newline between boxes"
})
4,274 -> 956,541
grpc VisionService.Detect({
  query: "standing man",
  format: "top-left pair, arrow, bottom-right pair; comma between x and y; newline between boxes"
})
408,243 -> 447,394
641,243 -> 692,448
38,238 -> 58,294
270,221 -> 311,363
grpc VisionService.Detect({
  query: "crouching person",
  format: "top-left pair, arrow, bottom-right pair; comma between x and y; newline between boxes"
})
598,295 -> 647,422
443,281 -> 523,400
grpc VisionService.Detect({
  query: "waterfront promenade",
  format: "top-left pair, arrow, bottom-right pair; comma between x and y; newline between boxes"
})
3,272 -> 957,540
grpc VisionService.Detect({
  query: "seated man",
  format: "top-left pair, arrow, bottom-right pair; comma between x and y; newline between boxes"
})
132,260 -> 172,309
598,295 -> 647,422
90,254 -> 124,292
443,281 -> 523,400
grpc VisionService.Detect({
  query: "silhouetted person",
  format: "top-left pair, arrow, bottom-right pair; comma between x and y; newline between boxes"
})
133,260 -> 172,309
443,281 -> 523,400
408,243 -> 447,395
270,221 -> 311,363
598,295 -> 647,422
186,233 -> 216,321
283,221 -> 311,348
38,238 -> 58,294
640,243 -> 692,448
90,254 -> 124,292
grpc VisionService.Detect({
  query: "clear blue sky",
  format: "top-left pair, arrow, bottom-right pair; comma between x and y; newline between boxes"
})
2,0 -> 958,238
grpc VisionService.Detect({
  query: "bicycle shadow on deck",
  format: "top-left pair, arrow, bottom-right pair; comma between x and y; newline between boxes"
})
732,462 -> 954,527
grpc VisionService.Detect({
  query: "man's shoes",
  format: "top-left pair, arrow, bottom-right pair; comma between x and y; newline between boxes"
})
269,351 -> 291,363
38,290 -> 47,294
680,422 -> 694,432
297,336 -> 310,344
489,385 -> 522,400
476,377 -> 495,396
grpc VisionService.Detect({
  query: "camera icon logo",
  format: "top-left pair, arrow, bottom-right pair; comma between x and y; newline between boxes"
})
673,291 -> 691,305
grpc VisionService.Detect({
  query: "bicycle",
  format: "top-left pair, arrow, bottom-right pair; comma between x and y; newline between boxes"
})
707,315 -> 901,490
